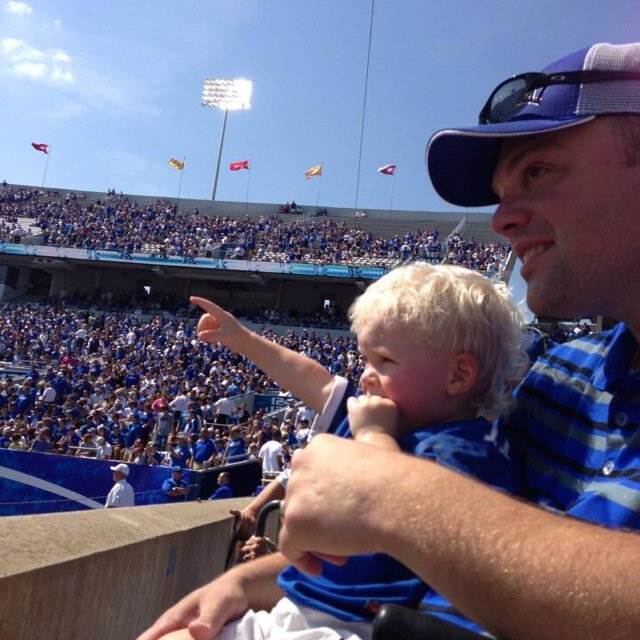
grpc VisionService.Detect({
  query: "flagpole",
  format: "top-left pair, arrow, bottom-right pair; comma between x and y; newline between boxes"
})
388,172 -> 396,217
244,165 -> 252,215
354,0 -> 376,211
315,173 -> 322,209
42,146 -> 51,188
176,156 -> 185,207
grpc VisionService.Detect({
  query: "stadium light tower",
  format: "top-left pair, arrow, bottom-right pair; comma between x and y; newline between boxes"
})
201,78 -> 252,201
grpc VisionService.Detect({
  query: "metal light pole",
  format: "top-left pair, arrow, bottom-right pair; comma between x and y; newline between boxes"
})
201,78 -> 252,201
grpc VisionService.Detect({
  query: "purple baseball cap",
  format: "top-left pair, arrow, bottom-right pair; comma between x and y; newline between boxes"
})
427,42 -> 640,207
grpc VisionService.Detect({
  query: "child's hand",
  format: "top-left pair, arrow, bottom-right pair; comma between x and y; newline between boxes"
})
347,395 -> 400,446
190,296 -> 249,352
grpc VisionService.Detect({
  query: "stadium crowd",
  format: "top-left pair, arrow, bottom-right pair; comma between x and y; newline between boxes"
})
0,293 -> 589,475
0,299 -> 357,471
0,184 -> 508,272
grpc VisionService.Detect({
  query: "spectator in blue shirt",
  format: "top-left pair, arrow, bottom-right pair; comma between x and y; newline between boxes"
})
223,426 -> 247,464
208,471 -> 233,500
191,429 -> 216,470
162,467 -> 190,503
167,434 -> 192,469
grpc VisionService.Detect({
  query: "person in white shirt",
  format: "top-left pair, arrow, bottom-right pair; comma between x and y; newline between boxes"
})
258,429 -> 283,476
41,383 -> 56,405
213,394 -> 236,425
104,463 -> 135,508
95,437 -> 113,460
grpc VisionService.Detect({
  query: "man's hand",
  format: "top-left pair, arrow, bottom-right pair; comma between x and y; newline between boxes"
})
137,554 -> 287,640
278,434 -> 384,575
190,296 -> 249,353
347,395 -> 400,445
136,573 -> 248,640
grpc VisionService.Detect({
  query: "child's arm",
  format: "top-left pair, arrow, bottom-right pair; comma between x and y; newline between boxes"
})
346,395 -> 401,450
190,296 -> 334,413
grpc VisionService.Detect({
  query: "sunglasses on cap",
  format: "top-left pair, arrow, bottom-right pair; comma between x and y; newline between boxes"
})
479,69 -> 640,124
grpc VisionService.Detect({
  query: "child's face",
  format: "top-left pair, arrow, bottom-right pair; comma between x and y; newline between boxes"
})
357,319 -> 454,431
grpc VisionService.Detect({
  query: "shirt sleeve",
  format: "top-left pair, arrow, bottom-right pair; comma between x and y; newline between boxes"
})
309,375 -> 349,437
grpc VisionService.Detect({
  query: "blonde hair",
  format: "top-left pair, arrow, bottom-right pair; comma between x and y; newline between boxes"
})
348,263 -> 527,416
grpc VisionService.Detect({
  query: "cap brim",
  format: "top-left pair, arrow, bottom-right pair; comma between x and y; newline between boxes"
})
426,116 -> 594,207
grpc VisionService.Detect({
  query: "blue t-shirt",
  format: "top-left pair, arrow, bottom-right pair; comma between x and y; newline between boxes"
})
209,484 -> 233,500
225,437 -> 247,463
169,444 -> 192,468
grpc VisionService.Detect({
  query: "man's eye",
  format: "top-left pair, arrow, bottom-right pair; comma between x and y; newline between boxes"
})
524,165 -> 546,182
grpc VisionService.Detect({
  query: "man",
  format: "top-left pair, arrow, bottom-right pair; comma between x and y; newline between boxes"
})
104,463 -> 134,508
257,427 -> 283,477
222,426 -> 247,464
153,404 -> 174,449
191,428 -> 217,470
166,433 -> 192,469
162,466 -> 190,503
140,42 -> 640,640
28,428 -> 51,453
282,397 -> 298,424
213,392 -> 235,426
208,471 -> 233,500
95,436 -> 112,460
169,388 -> 190,430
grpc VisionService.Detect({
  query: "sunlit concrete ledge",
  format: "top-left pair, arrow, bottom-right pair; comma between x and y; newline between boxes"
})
0,498 -> 252,640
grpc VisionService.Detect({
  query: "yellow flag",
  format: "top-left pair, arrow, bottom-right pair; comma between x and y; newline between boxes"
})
304,163 -> 322,180
168,158 -> 185,170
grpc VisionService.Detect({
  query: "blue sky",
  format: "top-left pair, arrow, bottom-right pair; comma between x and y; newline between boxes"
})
0,0 -> 638,213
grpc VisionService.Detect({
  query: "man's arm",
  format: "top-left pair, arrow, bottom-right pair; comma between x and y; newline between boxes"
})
278,435 -> 640,640
137,552 -> 287,640
190,296 -> 333,412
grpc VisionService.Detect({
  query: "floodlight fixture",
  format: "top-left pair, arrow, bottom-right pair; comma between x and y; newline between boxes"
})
201,78 -> 252,200
201,78 -> 252,110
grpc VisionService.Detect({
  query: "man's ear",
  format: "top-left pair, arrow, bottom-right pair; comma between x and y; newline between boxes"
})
446,352 -> 479,397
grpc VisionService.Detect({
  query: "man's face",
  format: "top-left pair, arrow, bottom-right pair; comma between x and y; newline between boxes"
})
491,117 -> 640,328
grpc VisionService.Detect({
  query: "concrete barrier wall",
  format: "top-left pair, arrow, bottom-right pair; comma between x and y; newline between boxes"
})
0,498 -> 260,640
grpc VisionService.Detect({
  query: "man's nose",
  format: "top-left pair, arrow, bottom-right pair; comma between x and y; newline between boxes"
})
491,199 -> 531,238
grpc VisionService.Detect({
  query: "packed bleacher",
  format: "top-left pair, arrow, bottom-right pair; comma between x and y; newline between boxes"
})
0,183 -> 510,273
0,298 -> 361,471
0,182 -> 519,478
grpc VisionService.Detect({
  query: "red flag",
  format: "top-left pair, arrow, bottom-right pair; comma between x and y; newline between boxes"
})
31,142 -> 49,154
377,164 -> 396,176
229,160 -> 250,171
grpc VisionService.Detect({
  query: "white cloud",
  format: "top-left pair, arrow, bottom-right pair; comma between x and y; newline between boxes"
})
1,37 -> 24,54
52,50 -> 70,63
13,61 -> 45,77
51,67 -> 73,82
0,37 -> 73,83
53,18 -> 62,28
1,38 -> 43,61
5,1 -> 32,15
0,37 -> 158,120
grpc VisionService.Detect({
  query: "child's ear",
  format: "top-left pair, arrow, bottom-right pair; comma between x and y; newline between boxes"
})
446,352 -> 478,397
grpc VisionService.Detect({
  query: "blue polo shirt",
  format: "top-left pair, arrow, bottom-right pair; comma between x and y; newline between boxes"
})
193,438 -> 216,463
162,476 -> 189,502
